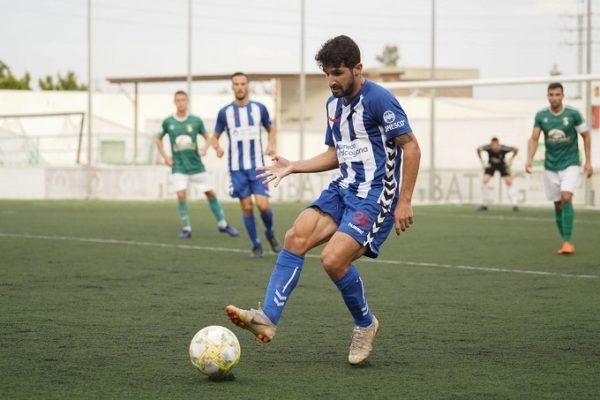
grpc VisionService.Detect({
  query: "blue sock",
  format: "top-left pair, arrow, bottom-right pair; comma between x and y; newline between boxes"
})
334,265 -> 373,327
260,209 -> 275,237
243,214 -> 260,247
262,249 -> 304,325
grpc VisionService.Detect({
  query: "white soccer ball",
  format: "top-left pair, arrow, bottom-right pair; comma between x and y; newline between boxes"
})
189,325 -> 241,378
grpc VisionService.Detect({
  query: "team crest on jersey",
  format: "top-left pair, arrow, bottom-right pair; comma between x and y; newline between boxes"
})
169,124 -> 174,131
383,110 -> 395,124
543,118 -> 548,123
562,117 -> 569,126
187,124 -> 193,132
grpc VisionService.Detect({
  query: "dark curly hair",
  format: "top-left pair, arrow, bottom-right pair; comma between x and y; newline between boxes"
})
315,35 -> 361,69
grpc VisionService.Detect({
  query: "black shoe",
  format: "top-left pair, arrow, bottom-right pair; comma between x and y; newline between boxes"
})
266,235 -> 281,253
512,206 -> 520,212
477,205 -> 488,211
250,244 -> 264,258
179,229 -> 192,239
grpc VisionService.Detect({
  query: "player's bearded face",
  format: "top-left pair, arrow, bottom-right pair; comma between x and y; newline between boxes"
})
324,65 -> 359,98
232,77 -> 249,101
547,88 -> 564,109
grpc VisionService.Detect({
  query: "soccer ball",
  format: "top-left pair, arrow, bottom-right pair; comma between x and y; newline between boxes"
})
189,325 -> 241,378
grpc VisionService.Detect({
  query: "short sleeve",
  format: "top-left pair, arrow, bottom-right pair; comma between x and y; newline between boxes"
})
573,110 -> 583,126
324,101 -> 334,147
574,109 -> 589,133
158,119 -> 168,139
533,112 -> 542,128
197,118 -> 206,135
371,89 -> 412,141
259,104 -> 272,129
214,109 -> 226,135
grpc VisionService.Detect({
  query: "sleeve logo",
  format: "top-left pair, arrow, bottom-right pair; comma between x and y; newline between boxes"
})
383,110 -> 395,124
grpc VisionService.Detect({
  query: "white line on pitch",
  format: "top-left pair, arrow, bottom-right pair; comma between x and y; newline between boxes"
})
1,232 -> 598,280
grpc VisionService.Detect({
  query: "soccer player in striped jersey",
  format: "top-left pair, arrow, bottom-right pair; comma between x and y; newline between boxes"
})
225,35 -> 421,365
211,72 -> 281,258
156,90 -> 239,239
526,82 -> 593,255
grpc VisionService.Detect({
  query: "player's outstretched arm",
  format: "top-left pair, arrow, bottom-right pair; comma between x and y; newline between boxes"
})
257,147 -> 338,188
476,147 -> 486,169
393,132 -> 421,235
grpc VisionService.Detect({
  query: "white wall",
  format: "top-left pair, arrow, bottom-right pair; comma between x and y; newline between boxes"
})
1,89 -> 598,206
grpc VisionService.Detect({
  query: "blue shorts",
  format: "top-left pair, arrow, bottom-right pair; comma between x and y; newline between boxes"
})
229,168 -> 270,199
310,183 -> 397,259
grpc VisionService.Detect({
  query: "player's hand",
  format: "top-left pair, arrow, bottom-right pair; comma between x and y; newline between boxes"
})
525,161 -> 532,174
584,162 -> 593,178
256,155 -> 292,188
199,146 -> 208,157
164,156 -> 173,167
216,147 -> 225,158
393,200 -> 414,235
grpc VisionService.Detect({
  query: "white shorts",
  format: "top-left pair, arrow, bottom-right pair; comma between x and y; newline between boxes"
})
543,165 -> 581,202
171,172 -> 214,193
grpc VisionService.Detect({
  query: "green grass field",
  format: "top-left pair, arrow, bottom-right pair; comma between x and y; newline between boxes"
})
1,200 -> 599,399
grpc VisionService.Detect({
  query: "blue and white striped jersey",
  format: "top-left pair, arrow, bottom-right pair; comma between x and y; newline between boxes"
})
214,101 -> 272,172
325,80 -> 412,200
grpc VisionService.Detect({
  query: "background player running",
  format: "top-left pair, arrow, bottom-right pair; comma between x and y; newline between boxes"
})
156,90 -> 239,239
526,82 -> 593,255
210,72 -> 281,258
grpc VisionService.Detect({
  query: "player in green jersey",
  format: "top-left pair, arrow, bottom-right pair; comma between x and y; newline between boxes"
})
156,90 -> 239,239
526,82 -> 593,255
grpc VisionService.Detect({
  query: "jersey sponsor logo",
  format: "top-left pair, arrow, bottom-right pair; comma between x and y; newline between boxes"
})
173,134 -> 196,151
383,110 -> 395,124
335,140 -> 370,162
231,126 -> 260,142
547,129 -> 569,143
384,119 -> 406,133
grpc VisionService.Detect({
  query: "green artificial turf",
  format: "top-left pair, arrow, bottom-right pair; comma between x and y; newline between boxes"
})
1,200 -> 599,399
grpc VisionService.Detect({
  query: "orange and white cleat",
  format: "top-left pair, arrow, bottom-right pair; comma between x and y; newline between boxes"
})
557,241 -> 575,255
224,305 -> 276,343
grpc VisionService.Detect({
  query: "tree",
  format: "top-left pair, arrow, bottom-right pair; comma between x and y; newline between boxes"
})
39,71 -> 88,91
0,60 -> 32,90
375,44 -> 400,67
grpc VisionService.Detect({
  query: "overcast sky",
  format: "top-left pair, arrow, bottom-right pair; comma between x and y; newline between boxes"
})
0,0 -> 598,97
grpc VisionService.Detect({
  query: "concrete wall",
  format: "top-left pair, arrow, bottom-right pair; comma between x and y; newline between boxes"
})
1,89 -> 599,206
